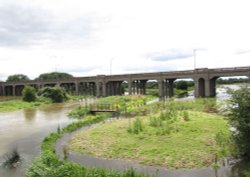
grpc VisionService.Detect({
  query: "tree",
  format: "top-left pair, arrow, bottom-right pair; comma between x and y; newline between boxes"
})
175,80 -> 188,90
36,72 -> 73,80
38,86 -> 68,103
6,74 -> 30,82
228,86 -> 250,158
22,86 -> 36,102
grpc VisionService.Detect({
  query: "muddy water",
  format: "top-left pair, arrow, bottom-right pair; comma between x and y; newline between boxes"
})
0,101 -> 79,177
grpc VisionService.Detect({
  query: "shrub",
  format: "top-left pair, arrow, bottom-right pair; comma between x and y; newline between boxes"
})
128,118 -> 144,134
68,106 -> 90,119
38,86 -> 68,103
228,86 -> 250,158
175,80 -> 188,90
22,85 -> 36,102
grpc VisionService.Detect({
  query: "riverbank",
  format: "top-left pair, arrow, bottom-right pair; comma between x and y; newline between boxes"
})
69,111 -> 230,169
26,95 -> 241,177
0,99 -> 47,112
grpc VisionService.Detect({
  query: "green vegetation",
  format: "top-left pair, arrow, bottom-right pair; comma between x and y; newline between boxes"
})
22,85 -> 37,102
228,86 -> 250,158
68,95 -> 155,119
26,114 -> 149,177
37,86 -> 68,103
36,72 -> 73,80
6,74 -> 30,82
0,86 -> 71,112
175,80 -> 189,90
217,77 -> 249,85
0,99 -> 44,112
70,98 -> 232,169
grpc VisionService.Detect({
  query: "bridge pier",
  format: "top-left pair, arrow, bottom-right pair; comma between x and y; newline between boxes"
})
75,82 -> 79,95
0,84 -> 3,96
166,79 -> 175,98
194,76 -> 218,98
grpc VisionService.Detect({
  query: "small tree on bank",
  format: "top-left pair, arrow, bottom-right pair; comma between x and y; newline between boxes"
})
38,86 -> 68,103
228,85 -> 250,158
22,86 -> 36,102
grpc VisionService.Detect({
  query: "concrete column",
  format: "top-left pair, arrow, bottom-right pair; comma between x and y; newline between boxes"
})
132,81 -> 136,94
0,85 -> 3,96
12,85 -> 16,96
158,79 -> 164,99
2,86 -> 5,96
136,80 -> 139,94
140,80 -> 147,95
209,78 -> 217,97
106,82 -> 110,96
194,78 -> 199,98
96,82 -> 100,97
102,82 -> 106,97
75,82 -> 79,95
128,81 -> 132,95
195,78 -> 205,98
166,79 -> 175,98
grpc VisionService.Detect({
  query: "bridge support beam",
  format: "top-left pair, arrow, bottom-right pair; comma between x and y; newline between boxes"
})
166,79 -> 175,98
96,82 -> 100,97
75,82 -> 79,95
128,81 -> 132,95
102,82 -> 106,97
12,85 -> 16,96
194,77 -> 217,98
158,79 -> 164,100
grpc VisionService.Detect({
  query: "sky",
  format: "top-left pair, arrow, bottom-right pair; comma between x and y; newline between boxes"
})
0,0 -> 250,81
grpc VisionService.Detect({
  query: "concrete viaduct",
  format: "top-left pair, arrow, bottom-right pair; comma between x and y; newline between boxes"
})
0,66 -> 250,99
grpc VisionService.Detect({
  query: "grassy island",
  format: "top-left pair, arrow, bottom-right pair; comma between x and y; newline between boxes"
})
69,97 -> 233,169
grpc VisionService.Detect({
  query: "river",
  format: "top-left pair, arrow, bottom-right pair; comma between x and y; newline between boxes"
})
0,101 -> 79,177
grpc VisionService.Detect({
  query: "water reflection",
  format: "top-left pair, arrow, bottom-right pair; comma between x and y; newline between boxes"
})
0,102 -> 79,177
23,109 -> 37,122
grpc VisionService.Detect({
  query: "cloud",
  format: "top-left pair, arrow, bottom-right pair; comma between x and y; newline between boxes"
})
0,4 -> 52,46
146,49 -> 193,61
235,49 -> 250,55
0,4 -> 105,48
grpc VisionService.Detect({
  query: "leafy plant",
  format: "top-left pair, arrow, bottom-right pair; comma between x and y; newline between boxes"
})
228,85 -> 250,158
38,86 -> 68,103
22,85 -> 37,102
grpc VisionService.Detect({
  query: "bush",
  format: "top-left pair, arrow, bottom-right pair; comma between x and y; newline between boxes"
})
128,118 -> 144,134
68,106 -> 90,119
228,86 -> 250,158
175,80 -> 188,90
38,86 -> 68,103
22,86 -> 36,102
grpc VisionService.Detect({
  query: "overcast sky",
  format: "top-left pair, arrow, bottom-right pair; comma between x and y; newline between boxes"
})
0,0 -> 250,81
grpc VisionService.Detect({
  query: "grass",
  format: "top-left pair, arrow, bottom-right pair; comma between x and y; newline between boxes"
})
26,114 -> 150,177
70,101 -> 232,169
0,99 -> 45,112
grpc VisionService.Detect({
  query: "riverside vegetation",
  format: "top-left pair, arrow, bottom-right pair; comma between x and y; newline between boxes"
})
25,85 -> 250,176
0,86 -> 70,112
69,97 -> 233,169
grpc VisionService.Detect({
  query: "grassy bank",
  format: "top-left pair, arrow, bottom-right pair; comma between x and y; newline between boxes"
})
26,114 -> 149,177
0,99 -> 47,112
69,98 -> 233,169
0,95 -> 89,113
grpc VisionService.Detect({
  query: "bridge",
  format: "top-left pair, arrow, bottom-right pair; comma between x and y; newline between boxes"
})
0,66 -> 249,98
